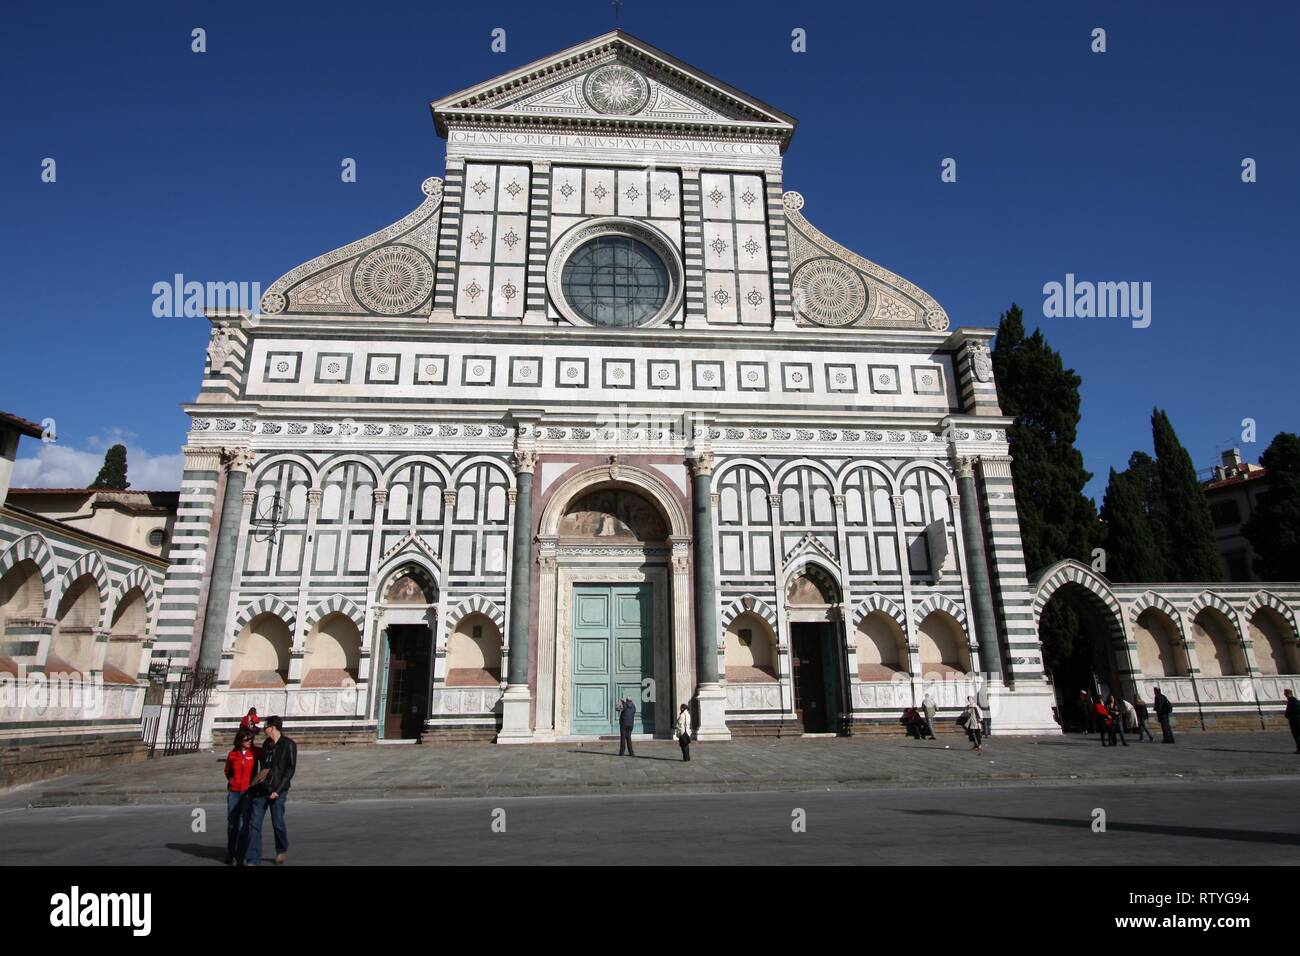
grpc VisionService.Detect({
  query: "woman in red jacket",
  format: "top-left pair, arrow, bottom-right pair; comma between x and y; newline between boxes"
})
1093,696 -> 1114,746
224,728 -> 260,865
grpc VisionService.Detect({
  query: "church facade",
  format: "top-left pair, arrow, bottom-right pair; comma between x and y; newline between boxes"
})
155,31 -> 1295,748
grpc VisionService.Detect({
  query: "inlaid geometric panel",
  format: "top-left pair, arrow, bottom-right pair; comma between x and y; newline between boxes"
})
911,365 -> 945,395
781,363 -> 814,392
868,364 -> 901,395
693,361 -> 724,390
826,364 -> 857,393
603,358 -> 635,389
366,354 -> 400,384
737,362 -> 768,391
557,357 -> 588,388
414,354 -> 448,385
648,360 -> 679,389
265,351 -> 301,383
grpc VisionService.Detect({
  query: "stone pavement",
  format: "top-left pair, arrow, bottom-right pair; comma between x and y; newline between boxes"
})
4,731 -> 1297,808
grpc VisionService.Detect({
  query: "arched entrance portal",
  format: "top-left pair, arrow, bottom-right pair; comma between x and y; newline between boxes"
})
785,563 -> 845,734
1032,561 -> 1131,731
535,465 -> 692,740
376,564 -> 436,739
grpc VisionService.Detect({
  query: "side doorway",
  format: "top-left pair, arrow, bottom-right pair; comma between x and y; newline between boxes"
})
380,624 -> 432,739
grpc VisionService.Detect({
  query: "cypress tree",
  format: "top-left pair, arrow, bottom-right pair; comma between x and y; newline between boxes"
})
1099,461 -> 1165,582
991,303 -> 1100,573
1150,408 -> 1220,581
89,444 -> 130,490
1241,432 -> 1300,580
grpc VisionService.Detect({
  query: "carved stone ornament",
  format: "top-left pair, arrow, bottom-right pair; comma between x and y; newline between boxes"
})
206,326 -> 233,372
608,455 -> 621,481
513,449 -> 538,474
690,451 -> 715,477
223,447 -> 256,472
967,341 -> 994,383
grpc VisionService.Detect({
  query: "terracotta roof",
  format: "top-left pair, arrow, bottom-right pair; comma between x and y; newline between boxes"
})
1203,469 -> 1267,491
0,411 -> 44,439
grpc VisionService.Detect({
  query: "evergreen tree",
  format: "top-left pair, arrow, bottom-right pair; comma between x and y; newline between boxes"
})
1241,432 -> 1300,580
1099,461 -> 1165,582
89,444 -> 130,490
1150,408 -> 1220,581
1124,451 -> 1169,566
991,303 -> 1100,573
992,304 -> 1102,700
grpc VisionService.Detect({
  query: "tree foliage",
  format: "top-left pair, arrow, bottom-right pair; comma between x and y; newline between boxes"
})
89,444 -> 130,490
1242,431 -> 1300,580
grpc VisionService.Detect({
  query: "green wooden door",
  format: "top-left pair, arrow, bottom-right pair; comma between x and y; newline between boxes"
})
571,584 -> 653,735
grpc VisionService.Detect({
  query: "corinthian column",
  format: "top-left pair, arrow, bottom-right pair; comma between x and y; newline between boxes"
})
690,450 -> 730,740
955,456 -> 1002,679
197,447 -> 255,673
498,447 -> 537,743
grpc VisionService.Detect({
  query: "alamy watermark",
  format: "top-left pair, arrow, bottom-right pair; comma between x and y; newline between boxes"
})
1042,273 -> 1151,329
152,273 -> 262,318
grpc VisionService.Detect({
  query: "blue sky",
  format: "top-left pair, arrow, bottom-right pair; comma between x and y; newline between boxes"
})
2,0 -> 1297,499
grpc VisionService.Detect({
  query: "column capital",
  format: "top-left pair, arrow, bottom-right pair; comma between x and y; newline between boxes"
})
182,445 -> 223,471
955,455 -> 978,479
832,493 -> 846,509
513,449 -> 538,474
222,447 -> 256,473
890,494 -> 905,507
306,487 -> 323,507
372,487 -> 389,507
768,492 -> 782,507
507,488 -> 518,505
689,451 -> 715,477
241,489 -> 258,507
443,489 -> 458,506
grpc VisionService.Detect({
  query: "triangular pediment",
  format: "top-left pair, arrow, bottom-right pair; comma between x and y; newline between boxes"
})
431,31 -> 796,146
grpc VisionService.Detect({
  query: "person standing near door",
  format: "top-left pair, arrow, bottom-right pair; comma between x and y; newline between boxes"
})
674,704 -> 692,761
1153,685 -> 1175,743
616,695 -> 636,757
921,692 -> 937,739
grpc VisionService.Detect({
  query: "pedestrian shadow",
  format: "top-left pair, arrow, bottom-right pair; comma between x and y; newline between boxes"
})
890,808 -> 1300,846
566,750 -> 683,763
165,842 -> 231,863
1199,748 -> 1299,756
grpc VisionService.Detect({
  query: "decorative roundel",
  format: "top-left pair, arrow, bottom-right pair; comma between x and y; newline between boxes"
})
926,310 -> 950,331
352,244 -> 434,315
583,64 -> 651,115
261,291 -> 286,314
792,258 -> 868,327
421,176 -> 443,198
782,190 -> 805,212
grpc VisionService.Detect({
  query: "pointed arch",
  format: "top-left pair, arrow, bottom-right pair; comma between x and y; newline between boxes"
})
0,532 -> 57,615
1030,559 -> 1122,625
109,566 -> 159,635
56,551 -> 111,628
232,594 -> 296,637
303,593 -> 366,633
720,594 -> 778,630
853,594 -> 907,631
913,593 -> 967,629
443,595 -> 506,636
1243,590 -> 1299,639
1187,590 -> 1243,631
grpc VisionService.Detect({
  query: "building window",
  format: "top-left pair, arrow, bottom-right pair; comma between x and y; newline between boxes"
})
1210,500 -> 1241,528
148,529 -> 166,548
561,235 -> 669,327
546,218 -> 683,328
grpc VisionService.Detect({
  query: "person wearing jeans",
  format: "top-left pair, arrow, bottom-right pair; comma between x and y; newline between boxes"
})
223,728 -> 258,865
244,715 -> 297,865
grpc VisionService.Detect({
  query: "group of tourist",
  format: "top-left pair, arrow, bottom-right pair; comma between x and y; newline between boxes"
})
1074,687 -> 1174,745
223,708 -> 297,866
899,691 -> 991,752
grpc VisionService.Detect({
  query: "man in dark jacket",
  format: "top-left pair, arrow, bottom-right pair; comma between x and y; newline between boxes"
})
1153,686 -> 1175,744
244,715 -> 297,865
1284,689 -> 1300,754
615,695 -> 636,757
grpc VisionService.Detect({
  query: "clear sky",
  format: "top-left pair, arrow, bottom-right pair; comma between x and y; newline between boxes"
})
3,0 -> 1297,499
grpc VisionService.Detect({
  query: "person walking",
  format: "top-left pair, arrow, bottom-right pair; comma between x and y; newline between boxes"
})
1132,694 -> 1155,742
1284,688 -> 1300,754
1105,694 -> 1128,747
1153,685 -> 1175,743
244,715 -> 297,866
615,695 -> 637,757
674,703 -> 693,761
961,695 -> 984,752
223,728 -> 258,865
1093,696 -> 1112,746
922,692 -> 937,739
